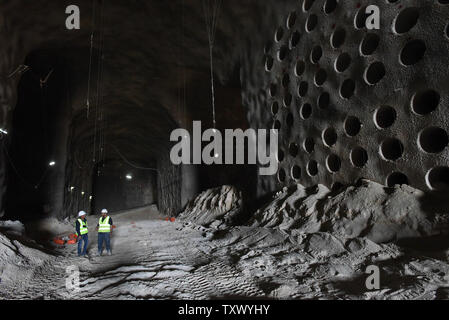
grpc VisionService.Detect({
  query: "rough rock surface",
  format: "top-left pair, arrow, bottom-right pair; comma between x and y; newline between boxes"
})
250,180 -> 449,243
178,185 -> 243,228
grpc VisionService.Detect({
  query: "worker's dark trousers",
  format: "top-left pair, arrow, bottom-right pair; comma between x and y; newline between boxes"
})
78,234 -> 88,256
98,232 -> 111,253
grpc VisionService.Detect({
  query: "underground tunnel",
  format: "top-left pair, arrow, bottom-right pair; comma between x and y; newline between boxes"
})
1,0 -> 449,302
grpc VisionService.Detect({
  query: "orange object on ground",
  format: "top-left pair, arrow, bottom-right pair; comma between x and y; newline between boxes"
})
68,233 -> 77,239
170,217 -> 175,222
67,239 -> 77,245
165,217 -> 169,221
53,237 -> 65,245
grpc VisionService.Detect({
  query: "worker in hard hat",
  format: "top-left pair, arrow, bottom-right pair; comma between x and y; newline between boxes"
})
96,208 -> 113,256
75,211 -> 89,257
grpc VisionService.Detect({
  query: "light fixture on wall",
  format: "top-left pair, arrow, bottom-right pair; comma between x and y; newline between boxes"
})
49,161 -> 56,167
126,174 -> 133,180
81,191 -> 85,196
70,186 -> 75,192
0,128 -> 8,135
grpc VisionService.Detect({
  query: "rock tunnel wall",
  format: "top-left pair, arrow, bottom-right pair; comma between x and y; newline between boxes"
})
241,0 -> 449,197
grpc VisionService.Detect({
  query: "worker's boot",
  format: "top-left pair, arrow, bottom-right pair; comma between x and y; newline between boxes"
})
107,250 -> 112,256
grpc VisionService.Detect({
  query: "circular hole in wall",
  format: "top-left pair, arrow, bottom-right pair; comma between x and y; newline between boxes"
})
326,154 -> 341,173
360,33 -> 380,56
277,149 -> 285,162
335,53 -> 351,72
290,31 -> 301,48
286,112 -> 294,127
273,119 -> 282,130
386,172 -> 409,187
318,92 -> 330,109
289,142 -> 299,157
380,138 -> 404,161
287,11 -> 297,29
284,93 -> 293,107
278,168 -> 286,183
265,56 -> 274,71
282,74 -> 290,88
298,81 -> 309,97
275,27 -> 284,42
394,7 -> 419,34
295,60 -> 306,76
418,127 -> 449,154
306,14 -> 318,32
307,160 -> 318,176
344,116 -> 362,136
324,0 -> 338,14
278,45 -> 289,61
291,165 -> 301,180
426,166 -> 449,190
303,0 -> 315,12
400,40 -> 426,65
271,101 -> 279,115
300,103 -> 313,119
354,6 -> 369,29
350,147 -> 368,168
374,106 -> 396,129
331,28 -> 346,48
340,79 -> 355,99
364,61 -> 386,85
310,46 -> 323,64
314,69 -> 327,86
322,127 -> 337,147
411,89 -> 440,115
304,138 -> 315,153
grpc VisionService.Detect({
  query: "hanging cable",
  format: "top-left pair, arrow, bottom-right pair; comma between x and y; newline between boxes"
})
202,0 -> 222,129
86,0 -> 97,118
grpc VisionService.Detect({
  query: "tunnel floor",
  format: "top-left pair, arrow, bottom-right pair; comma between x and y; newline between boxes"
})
2,206 -> 449,299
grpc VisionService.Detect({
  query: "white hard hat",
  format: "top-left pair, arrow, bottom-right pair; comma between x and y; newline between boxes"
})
78,210 -> 87,217
101,208 -> 108,214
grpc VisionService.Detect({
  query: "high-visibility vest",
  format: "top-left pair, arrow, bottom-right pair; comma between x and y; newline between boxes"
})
77,219 -> 88,235
98,216 -> 111,233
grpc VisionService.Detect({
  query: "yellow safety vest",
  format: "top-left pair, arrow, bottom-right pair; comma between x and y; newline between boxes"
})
77,219 -> 88,235
98,216 -> 111,233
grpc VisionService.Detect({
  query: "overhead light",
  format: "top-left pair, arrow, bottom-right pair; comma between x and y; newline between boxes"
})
126,174 -> 133,180
89,196 -> 93,201
81,191 -> 85,196
0,128 -> 8,135
70,186 -> 75,192
49,161 -> 56,167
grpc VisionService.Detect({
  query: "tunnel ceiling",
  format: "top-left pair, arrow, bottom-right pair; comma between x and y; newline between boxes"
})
1,0 -> 295,160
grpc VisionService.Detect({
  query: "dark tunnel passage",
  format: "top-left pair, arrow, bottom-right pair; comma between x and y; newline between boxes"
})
5,50 -> 72,221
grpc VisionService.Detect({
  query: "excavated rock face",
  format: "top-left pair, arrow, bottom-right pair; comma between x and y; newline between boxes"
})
241,0 -> 449,197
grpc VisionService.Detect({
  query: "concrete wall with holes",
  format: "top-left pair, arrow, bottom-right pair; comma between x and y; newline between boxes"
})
242,0 -> 449,195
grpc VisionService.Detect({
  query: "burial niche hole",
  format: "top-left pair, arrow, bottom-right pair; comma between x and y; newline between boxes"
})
418,127 -> 448,154
350,147 -> 368,168
374,106 -> 396,129
386,172 -> 409,187
380,138 -> 404,161
400,39 -> 426,65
